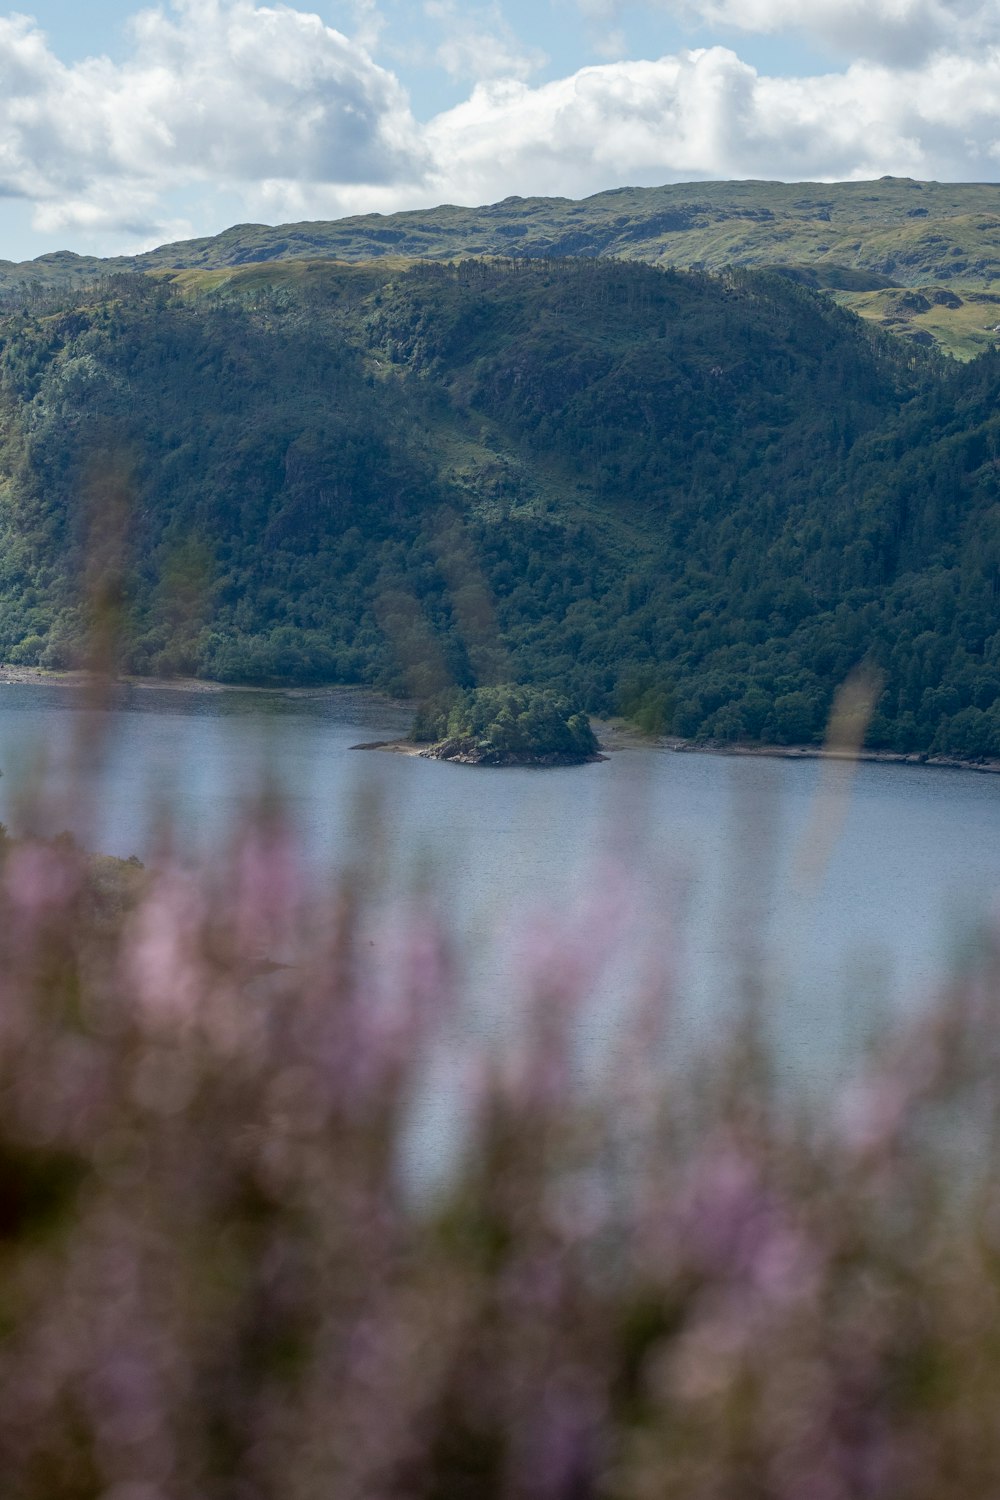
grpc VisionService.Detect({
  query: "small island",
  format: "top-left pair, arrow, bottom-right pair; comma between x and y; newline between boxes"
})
411,684 -> 602,767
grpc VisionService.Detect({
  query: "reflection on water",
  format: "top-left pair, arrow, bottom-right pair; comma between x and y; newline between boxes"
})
1,682 -> 999,1079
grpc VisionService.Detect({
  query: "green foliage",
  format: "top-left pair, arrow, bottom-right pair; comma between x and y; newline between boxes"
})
617,670 -> 675,735
410,689 -> 459,743
2,255 -> 1000,761
436,682 -> 599,762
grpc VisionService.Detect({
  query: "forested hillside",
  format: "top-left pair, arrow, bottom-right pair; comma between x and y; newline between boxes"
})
2,255 -> 1000,756
6,177 -> 1000,357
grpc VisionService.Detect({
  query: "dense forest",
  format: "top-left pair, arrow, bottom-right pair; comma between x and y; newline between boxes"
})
7,177 -> 1000,356
1,253 -> 1000,756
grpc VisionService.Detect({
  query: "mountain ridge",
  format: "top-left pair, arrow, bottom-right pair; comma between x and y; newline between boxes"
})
7,176 -> 1000,357
8,177 -> 1000,276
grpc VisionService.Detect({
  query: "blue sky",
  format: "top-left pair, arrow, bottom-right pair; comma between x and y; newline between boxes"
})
2,0 -> 999,262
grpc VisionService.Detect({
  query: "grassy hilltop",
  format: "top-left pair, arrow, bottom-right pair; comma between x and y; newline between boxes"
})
6,177 -> 1000,356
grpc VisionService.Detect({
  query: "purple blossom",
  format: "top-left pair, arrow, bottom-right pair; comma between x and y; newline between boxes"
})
122,867 -> 207,1030
0,798 -> 997,1500
673,1138 -> 821,1307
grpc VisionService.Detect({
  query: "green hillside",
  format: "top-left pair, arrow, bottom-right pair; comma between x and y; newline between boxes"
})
124,179 -> 1000,289
6,253 -> 1000,757
6,178 -> 1000,357
829,283 -> 1000,360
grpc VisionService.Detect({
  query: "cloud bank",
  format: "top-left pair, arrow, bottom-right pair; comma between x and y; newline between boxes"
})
665,0 -> 1000,65
0,0 -> 424,239
425,46 -> 1000,205
2,0 -> 1000,252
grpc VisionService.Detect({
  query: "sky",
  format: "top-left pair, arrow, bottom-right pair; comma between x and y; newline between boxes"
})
2,0 -> 1000,262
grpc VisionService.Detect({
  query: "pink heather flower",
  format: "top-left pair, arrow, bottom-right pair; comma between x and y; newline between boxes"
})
674,1140 -> 821,1307
500,1250 -> 567,1322
512,858 -> 633,1009
516,1377 -> 606,1500
836,1016 -> 946,1160
3,840 -> 81,930
546,1170 -> 614,1247
364,898 -> 454,1056
836,1074 -> 915,1158
20,1033 -> 108,1148
667,1304 -> 758,1401
122,869 -> 207,1030
292,896 -> 456,1127
101,1486 -> 167,1500
229,819 -> 302,958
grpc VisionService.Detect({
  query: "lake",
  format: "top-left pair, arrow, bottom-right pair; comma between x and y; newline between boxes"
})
0,681 -> 997,1084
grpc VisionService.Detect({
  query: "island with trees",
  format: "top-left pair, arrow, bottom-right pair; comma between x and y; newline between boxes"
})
410,684 -> 601,766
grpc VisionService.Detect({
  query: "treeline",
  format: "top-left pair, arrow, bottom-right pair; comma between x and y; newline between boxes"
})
1,256 -> 999,756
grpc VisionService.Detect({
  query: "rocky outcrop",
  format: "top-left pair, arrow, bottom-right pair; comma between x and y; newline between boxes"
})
418,736 -> 602,768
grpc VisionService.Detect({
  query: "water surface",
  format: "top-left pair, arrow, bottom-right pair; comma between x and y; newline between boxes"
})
1,682 -> 997,1080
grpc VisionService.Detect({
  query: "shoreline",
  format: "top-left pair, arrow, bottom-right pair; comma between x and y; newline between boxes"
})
594,719 -> 1000,776
0,666 -> 228,693
680,742 -> 1000,773
350,738 -> 607,766
3,668 -> 998,776
350,738 -> 424,757
0,665 -> 409,706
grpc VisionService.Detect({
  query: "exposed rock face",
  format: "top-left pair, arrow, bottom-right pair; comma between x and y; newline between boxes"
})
418,736 -> 601,768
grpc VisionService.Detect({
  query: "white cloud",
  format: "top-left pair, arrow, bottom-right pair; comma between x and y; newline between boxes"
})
640,0 -> 1000,66
423,0 -> 546,82
566,0 -> 631,59
423,52 -> 750,201
0,0 -> 425,241
342,0 -> 385,52
592,28 -> 629,60
4,0 -> 1000,256
421,44 -> 1000,204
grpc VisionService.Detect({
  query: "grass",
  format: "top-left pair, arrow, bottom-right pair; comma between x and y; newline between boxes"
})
833,283 -> 1000,360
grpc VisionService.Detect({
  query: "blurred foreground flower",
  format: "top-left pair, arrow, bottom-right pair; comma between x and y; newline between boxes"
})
1,816 -> 1000,1500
